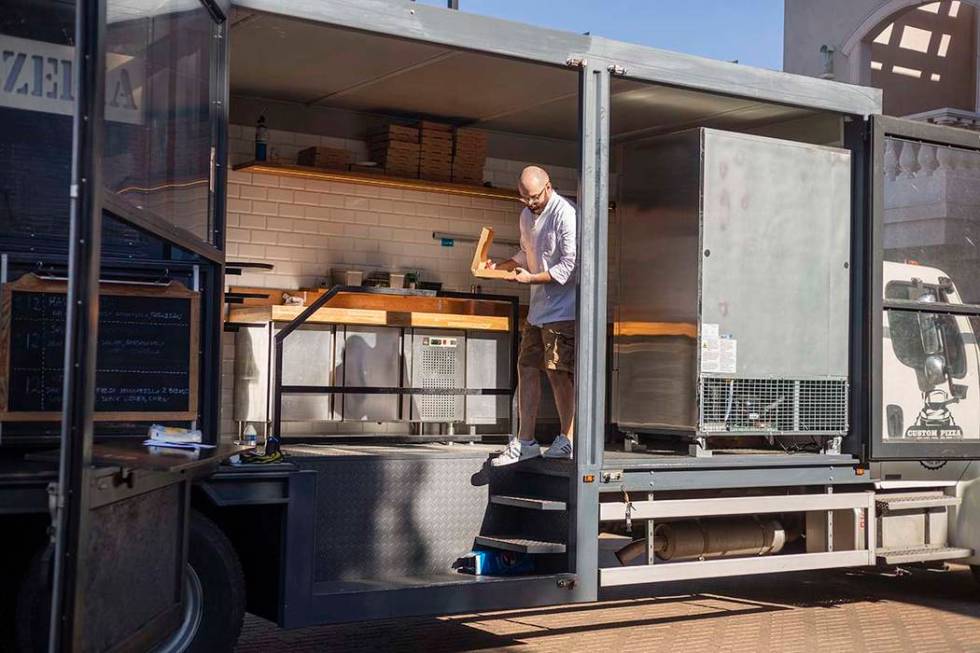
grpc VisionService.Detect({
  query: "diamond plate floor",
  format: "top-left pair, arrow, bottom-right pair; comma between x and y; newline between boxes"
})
236,565 -> 980,652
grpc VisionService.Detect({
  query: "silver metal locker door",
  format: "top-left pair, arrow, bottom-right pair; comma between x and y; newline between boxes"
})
339,326 -> 401,421
278,323 -> 337,421
465,331 -> 510,425
233,325 -> 270,423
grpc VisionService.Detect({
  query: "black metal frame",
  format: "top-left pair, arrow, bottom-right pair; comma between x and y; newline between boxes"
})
270,286 -> 521,441
47,0 -> 231,647
845,116 -> 871,460
200,0 -> 229,441
883,299 -> 980,315
869,115 -> 980,461
102,193 -> 224,263
49,0 -> 106,646
98,0 -> 229,444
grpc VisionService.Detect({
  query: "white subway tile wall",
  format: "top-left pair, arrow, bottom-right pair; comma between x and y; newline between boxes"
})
220,125 -> 579,439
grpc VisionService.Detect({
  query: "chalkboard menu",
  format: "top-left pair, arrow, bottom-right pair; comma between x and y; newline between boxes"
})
0,274 -> 199,421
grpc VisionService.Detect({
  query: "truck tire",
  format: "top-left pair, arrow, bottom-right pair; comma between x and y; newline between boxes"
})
14,545 -> 52,653
161,512 -> 246,652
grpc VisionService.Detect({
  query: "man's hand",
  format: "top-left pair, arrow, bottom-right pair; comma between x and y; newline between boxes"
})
514,267 -> 534,284
513,267 -> 554,285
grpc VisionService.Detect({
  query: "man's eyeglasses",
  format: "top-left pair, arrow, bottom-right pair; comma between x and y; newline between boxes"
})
519,184 -> 550,205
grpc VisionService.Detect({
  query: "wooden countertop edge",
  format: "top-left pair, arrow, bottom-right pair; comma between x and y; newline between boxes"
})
613,322 -> 698,338
227,305 -> 511,332
227,309 -> 697,337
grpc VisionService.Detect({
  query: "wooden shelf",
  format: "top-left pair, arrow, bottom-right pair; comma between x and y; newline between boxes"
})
233,161 -> 521,202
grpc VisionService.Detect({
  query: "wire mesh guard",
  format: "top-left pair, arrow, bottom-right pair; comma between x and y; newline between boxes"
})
416,338 -> 461,421
699,377 -> 848,435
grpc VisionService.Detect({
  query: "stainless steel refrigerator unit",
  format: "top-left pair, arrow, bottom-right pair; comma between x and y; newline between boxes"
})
611,128 -> 852,438
234,321 -> 513,434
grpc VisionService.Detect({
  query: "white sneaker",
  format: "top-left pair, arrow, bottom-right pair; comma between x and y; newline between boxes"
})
491,439 -> 540,467
543,434 -> 573,459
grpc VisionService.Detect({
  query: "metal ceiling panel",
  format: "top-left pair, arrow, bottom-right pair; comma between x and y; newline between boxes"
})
478,96 -> 580,141
232,0 -> 590,69
319,50 -> 577,124
230,14 -> 452,103
608,81 -> 816,140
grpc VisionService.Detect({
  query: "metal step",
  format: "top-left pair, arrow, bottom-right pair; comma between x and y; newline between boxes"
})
490,495 -> 567,511
474,535 -> 566,554
876,492 -> 961,513
876,545 -> 973,565
514,458 -> 574,477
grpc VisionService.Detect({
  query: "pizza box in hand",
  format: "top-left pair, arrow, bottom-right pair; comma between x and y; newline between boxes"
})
471,226 -> 517,280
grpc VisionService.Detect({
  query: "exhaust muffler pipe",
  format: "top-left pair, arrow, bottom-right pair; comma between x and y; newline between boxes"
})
616,517 -> 787,565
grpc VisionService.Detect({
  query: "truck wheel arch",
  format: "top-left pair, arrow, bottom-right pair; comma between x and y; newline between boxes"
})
12,511 -> 245,652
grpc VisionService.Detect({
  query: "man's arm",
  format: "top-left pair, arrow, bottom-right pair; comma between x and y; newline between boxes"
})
516,206 -> 576,285
499,251 -> 550,283
513,268 -> 552,285
550,207 -> 576,284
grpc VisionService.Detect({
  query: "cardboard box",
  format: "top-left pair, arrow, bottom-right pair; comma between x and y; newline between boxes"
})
296,146 -> 352,169
368,123 -> 419,143
471,227 -> 517,280
370,139 -> 420,151
420,120 -> 453,132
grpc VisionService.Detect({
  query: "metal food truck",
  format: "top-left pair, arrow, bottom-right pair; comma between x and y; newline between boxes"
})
3,0 -> 980,650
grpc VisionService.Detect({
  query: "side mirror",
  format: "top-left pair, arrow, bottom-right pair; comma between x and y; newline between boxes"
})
924,354 -> 946,386
917,312 -> 941,355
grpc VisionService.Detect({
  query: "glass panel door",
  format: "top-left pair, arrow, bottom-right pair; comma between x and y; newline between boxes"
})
103,0 -> 217,245
872,116 -> 980,459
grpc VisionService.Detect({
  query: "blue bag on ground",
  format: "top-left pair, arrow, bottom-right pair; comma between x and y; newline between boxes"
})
454,549 -> 535,576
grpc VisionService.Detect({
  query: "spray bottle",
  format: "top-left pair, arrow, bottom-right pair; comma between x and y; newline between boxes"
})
255,115 -> 268,161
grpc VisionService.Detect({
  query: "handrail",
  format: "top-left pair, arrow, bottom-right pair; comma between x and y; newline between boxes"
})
268,285 -> 520,451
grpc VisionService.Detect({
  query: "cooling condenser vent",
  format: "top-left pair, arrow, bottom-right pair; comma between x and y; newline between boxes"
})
414,336 -> 464,421
699,377 -> 848,435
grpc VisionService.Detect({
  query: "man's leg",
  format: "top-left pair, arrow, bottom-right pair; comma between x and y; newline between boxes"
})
541,321 -> 575,459
545,369 -> 574,441
518,364 -> 541,441
492,324 -> 544,466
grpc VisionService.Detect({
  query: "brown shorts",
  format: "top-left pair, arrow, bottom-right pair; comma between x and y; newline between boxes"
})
518,321 -> 576,373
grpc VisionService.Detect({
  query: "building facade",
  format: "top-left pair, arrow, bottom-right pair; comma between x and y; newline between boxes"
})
784,0 -> 980,126
786,0 -> 980,381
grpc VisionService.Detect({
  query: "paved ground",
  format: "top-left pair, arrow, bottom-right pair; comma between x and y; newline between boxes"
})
236,565 -> 980,652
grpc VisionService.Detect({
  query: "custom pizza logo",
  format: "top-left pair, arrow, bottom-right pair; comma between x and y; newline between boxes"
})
904,389 -> 964,440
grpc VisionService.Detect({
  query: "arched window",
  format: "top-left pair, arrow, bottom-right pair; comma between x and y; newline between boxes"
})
862,0 -> 977,115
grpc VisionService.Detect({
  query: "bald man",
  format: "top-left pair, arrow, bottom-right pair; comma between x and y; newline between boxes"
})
490,166 -> 577,465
